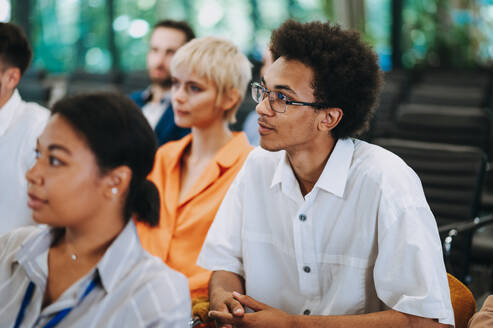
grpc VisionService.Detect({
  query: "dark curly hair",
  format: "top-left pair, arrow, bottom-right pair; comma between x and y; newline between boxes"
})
270,20 -> 383,138
0,22 -> 32,75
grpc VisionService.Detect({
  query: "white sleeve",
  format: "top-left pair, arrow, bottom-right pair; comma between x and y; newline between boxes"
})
373,193 -> 455,326
196,165 -> 246,277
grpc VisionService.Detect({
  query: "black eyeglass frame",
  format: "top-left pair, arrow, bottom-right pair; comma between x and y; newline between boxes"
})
250,81 -> 329,113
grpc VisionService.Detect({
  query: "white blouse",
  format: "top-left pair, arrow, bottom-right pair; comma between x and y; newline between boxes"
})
0,221 -> 191,327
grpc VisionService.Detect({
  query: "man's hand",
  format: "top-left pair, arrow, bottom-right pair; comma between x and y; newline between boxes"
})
209,292 -> 293,328
209,289 -> 246,328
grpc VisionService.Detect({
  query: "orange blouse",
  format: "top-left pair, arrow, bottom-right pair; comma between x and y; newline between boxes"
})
136,132 -> 252,298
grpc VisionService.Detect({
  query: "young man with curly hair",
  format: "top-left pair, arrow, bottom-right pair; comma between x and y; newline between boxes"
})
198,20 -> 454,327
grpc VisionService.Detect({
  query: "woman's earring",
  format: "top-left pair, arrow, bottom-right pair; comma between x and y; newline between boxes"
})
111,187 -> 118,196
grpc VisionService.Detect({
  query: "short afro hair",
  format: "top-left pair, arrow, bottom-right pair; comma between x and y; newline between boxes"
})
0,22 -> 32,75
270,20 -> 383,139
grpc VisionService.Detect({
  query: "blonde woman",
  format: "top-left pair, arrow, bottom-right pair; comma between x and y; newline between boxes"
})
136,37 -> 253,299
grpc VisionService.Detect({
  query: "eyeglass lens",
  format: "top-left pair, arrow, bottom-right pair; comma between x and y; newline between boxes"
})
251,84 -> 285,113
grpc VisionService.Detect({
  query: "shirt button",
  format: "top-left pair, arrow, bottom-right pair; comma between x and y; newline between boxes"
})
303,309 -> 311,315
303,266 -> 311,273
299,214 -> 307,222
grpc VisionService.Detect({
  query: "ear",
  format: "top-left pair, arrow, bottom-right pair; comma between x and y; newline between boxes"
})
0,67 -> 21,96
218,88 -> 241,112
103,165 -> 132,200
2,67 -> 21,90
318,107 -> 343,132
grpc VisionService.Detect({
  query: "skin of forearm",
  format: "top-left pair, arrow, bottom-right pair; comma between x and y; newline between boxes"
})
209,270 -> 245,301
291,309 -> 450,328
209,272 -> 450,328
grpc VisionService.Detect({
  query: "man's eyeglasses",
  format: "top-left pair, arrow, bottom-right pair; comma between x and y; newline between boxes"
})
250,82 -> 328,113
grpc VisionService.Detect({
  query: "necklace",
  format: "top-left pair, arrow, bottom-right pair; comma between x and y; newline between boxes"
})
65,240 -> 79,261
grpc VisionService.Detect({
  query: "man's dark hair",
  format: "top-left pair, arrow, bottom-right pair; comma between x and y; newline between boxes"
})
153,19 -> 195,42
270,20 -> 383,138
0,22 -> 32,75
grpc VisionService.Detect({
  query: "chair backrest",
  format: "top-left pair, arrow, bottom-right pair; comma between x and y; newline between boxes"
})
390,103 -> 491,156
418,69 -> 490,89
374,138 -> 487,227
407,84 -> 486,107
448,273 -> 476,328
367,72 -> 409,140
119,70 -> 150,94
67,71 -> 121,95
17,80 -> 51,106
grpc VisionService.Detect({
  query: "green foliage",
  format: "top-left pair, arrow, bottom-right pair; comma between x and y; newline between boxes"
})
401,0 -> 491,69
29,0 -> 334,73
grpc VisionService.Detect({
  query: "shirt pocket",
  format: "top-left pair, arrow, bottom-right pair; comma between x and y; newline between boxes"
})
318,255 -> 375,315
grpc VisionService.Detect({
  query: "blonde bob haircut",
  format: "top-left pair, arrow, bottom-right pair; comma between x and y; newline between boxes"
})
170,36 -> 252,123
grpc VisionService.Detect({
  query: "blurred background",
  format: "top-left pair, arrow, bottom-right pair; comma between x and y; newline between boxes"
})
4,0 -> 493,313
4,0 -> 493,74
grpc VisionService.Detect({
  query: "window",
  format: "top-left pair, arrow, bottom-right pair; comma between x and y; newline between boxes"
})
365,0 -> 392,70
401,0 -> 493,68
26,0 -> 397,73
31,0 -> 111,72
0,0 -> 11,22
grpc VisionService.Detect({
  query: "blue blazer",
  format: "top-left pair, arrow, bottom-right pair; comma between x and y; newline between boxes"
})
129,89 -> 190,146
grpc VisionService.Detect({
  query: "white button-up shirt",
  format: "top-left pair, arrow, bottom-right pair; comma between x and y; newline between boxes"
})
140,87 -> 170,129
0,90 -> 49,236
198,138 -> 455,326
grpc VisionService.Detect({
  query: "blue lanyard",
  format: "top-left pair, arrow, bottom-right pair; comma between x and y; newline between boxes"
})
13,276 -> 99,328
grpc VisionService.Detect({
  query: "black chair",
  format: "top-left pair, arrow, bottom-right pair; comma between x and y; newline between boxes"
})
471,223 -> 493,268
407,69 -> 490,108
406,84 -> 485,108
374,138 -> 486,227
66,71 -> 121,95
366,71 -> 409,140
17,80 -> 51,106
17,68 -> 51,106
367,81 -> 402,139
118,70 -> 150,95
387,103 -> 491,156
439,214 -> 493,289
374,138 -> 487,281
417,69 -> 490,89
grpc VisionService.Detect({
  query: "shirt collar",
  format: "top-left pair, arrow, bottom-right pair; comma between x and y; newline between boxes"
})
270,138 -> 354,198
270,150 -> 292,189
15,220 -> 143,294
214,132 -> 251,168
0,89 -> 22,137
142,85 -> 171,106
15,225 -> 53,267
166,133 -> 193,170
167,132 -> 252,170
96,220 -> 142,293
315,137 -> 354,197
141,86 -> 152,103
